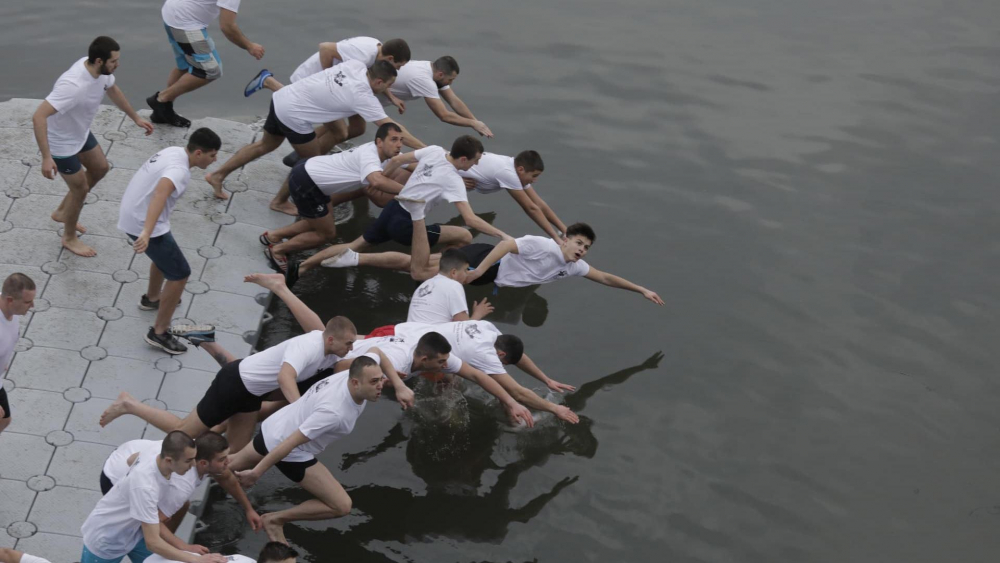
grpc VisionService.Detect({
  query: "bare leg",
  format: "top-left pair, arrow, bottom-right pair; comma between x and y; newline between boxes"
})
263,76 -> 283,92
225,411 -> 259,453
99,391 -> 209,437
147,262 -> 165,302
262,463 -> 352,543
52,146 -> 109,235
206,131 -> 285,191
157,73 -> 210,103
244,273 -> 323,332
56,171 -> 96,256
272,214 -> 337,257
199,342 -> 237,367
166,68 -> 186,88
436,225 -> 474,248
227,440 -> 264,472
299,236 -> 371,274
266,219 -> 313,242
256,399 -> 287,422
409,218 -> 436,281
270,139 -> 325,213
153,278 -> 187,335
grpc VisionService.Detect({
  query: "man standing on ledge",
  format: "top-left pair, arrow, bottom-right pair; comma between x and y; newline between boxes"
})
0,273 -> 36,434
149,0 -> 264,127
32,36 -> 154,258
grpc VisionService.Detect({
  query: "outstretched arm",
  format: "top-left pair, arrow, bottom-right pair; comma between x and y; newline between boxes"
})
213,468 -> 262,532
426,95 -> 493,138
132,179 -> 177,254
105,85 -> 153,134
515,352 -> 575,392
584,267 -> 664,305
32,101 -> 59,179
219,9 -> 264,59
276,363 -> 302,404
440,88 -> 477,120
381,150 -> 420,178
245,274 -> 325,332
368,347 -> 414,409
523,187 -> 567,238
490,371 -> 579,424
507,189 -> 562,241
455,362 -> 534,427
374,117 -> 425,149
465,238 -> 518,284
453,201 -> 510,240
365,171 -> 405,196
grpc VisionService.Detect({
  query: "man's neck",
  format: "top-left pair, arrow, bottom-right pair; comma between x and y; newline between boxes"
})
84,60 -> 101,79
186,149 -> 197,169
155,456 -> 173,480
446,154 -> 460,170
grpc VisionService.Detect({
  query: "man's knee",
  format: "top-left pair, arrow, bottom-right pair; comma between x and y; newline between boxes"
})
89,161 -> 110,182
328,494 -> 352,517
347,117 -> 366,139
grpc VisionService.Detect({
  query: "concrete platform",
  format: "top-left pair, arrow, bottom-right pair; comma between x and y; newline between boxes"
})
0,98 -> 298,561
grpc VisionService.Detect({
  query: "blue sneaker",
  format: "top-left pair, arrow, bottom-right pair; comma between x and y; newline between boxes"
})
244,69 -> 272,97
169,324 -> 216,346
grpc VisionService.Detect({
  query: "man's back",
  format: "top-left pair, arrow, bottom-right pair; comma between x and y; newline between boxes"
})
407,274 -> 468,324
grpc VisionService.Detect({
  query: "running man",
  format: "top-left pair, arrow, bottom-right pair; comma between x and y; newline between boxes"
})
149,0 -> 264,127
406,249 -> 492,324
117,128 -> 222,354
32,36 -> 154,257
206,60 -> 423,214
145,542 -> 298,563
80,431 -> 225,563
284,135 -> 510,285
0,273 -> 36,434
0,549 -> 51,563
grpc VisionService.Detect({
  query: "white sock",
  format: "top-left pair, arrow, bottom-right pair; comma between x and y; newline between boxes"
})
322,248 -> 360,268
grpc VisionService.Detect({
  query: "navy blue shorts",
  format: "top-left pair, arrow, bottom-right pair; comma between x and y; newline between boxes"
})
289,160 -> 330,219
0,386 -> 9,419
362,200 -> 442,246
53,131 -> 100,175
128,231 -> 191,281
262,101 -> 316,145
253,432 -> 317,483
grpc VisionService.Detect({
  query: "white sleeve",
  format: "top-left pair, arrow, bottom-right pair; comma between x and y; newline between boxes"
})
496,165 -> 524,191
354,90 -> 389,123
281,337 -> 317,377
447,284 -> 468,317
443,176 -> 469,203
161,167 -> 190,197
128,485 -> 161,525
412,146 -> 435,161
445,354 -> 463,373
45,79 -> 80,113
513,236 -> 545,258
217,0 -> 241,13
298,408 -> 339,440
410,75 -> 440,99
357,149 -> 383,183
569,259 -> 591,277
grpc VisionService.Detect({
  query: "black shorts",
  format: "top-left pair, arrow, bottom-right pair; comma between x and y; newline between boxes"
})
53,131 -> 100,175
262,100 -> 316,145
253,432 -> 317,483
99,470 -> 114,495
457,243 -> 500,285
362,200 -> 442,246
289,160 -> 330,219
195,360 -> 264,427
0,386 -> 10,419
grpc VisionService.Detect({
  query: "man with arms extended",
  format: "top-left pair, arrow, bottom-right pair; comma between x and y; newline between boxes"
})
0,273 -> 36,433
32,36 -> 154,257
381,56 -> 492,139
149,0 -> 264,128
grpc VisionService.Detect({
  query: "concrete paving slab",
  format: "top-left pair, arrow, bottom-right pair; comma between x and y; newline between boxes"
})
65,398 -> 145,446
0,531 -> 14,549
91,105 -> 126,136
0,98 -> 43,128
6,194 -> 69,232
0,479 -> 35,528
58,233 -> 135,274
84,355 -> 164,401
0,265 -> 45,292
15,532 -> 85,563
98,315 -> 176,363
0,158 -> 29,194
157,367 -> 214,413
30,485 -> 102,536
178,330 -> 253,373
188,292 -> 263,334
86,167 -> 134,202
105,136 -> 180,170
75,201 -> 131,238
47,441 -> 116,491
0,228 -> 62,267
141,410 -> 189,441
0,433 -> 53,481
175,180 -> 230,216
0,128 -> 38,160
26,307 -> 106,350
215,221 -> 276,259
3,388 -> 72,436
119,111 -> 189,145
42,270 -> 119,312
168,210 -> 221,250
4,347 -> 88,392
189,117 -> 256,154
201,253 -> 273,297
225,189 -> 294,229
114,280 -> 168,323
237,157 -> 289,195
18,167 -> 74,198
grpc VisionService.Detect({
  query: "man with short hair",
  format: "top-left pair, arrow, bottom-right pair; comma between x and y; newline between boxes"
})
0,273 -> 36,434
81,431 -> 225,563
144,542 -> 297,563
32,36 -> 154,258
149,0 -> 264,128
118,128 -> 223,354
206,60 -> 423,215
406,249 -> 492,324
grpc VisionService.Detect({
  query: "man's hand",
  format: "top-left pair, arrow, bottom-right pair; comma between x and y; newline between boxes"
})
246,509 -> 263,532
184,544 -> 210,555
393,382 -> 415,410
193,554 -> 227,563
643,289 -> 665,305
463,269 -> 483,284
133,116 -> 154,135
390,97 -> 406,115
235,469 -> 260,488
41,156 -> 57,179
248,43 -> 265,60
505,401 -> 534,428
545,378 -> 576,393
132,232 -> 151,254
552,405 -> 580,424
463,177 -> 477,191
471,120 -> 493,138
472,298 -> 493,319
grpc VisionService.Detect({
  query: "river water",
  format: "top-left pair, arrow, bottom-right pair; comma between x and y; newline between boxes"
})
5,0 -> 1000,561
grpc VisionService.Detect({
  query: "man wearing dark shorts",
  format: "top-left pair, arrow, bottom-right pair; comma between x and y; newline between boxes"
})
32,36 -> 154,258
0,274 -> 36,434
117,128 -> 222,354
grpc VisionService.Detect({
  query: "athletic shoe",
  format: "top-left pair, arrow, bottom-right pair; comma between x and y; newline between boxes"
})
282,150 -> 303,168
265,247 -> 287,272
146,93 -> 191,128
321,248 -> 359,268
285,260 -> 300,289
138,294 -> 181,311
244,69 -> 272,97
145,327 -> 188,355
169,324 -> 216,346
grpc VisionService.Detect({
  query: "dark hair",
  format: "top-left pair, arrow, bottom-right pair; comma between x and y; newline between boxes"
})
258,541 -> 299,563
414,332 -> 451,358
381,39 -> 411,64
433,55 -> 460,75
450,135 -> 484,160
495,334 -> 524,365
2,273 -> 36,299
566,223 -> 596,243
88,36 -> 120,64
324,316 -> 357,337
195,431 -> 229,461
349,354 -> 378,380
369,59 -> 398,82
514,150 -> 544,173
438,248 -> 469,274
187,127 -> 221,152
375,122 -> 403,142
161,430 -> 195,460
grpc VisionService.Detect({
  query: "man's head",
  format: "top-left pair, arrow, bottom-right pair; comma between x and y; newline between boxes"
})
493,334 -> 524,366
368,60 -> 398,95
374,122 -> 404,161
348,355 -> 384,402
432,56 -> 460,89
412,332 -> 452,372
88,36 -> 120,75
378,39 -> 411,70
1,273 -> 36,316
449,135 -> 484,171
438,249 -> 470,283
160,430 -> 197,476
560,223 -> 596,263
186,127 -> 222,169
323,316 -> 357,357
258,542 -> 299,563
513,150 -> 545,187
194,431 -> 230,476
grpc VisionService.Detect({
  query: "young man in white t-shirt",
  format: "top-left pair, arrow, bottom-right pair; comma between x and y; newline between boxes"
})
406,249 -> 492,324
32,36 -> 154,258
0,274 -> 36,434
117,128 -> 222,354
145,542 -> 298,563
81,431 -> 225,563
148,0 -> 264,128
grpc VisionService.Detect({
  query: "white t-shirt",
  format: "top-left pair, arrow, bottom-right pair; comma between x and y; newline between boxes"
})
161,0 -> 241,30
347,336 -> 462,377
381,60 -> 450,103
102,439 -> 204,517
44,57 -> 114,157
117,146 -> 191,238
17,555 -> 53,563
407,275 -> 468,324
304,142 -> 383,195
290,36 -> 381,83
274,60 -> 388,134
397,146 -> 468,216
496,235 -> 591,288
261,370 -> 365,462
81,451 -> 171,559
238,331 -> 341,396
147,554 -> 255,563
458,152 -> 526,195
0,305 -> 21,374
395,320 -> 506,375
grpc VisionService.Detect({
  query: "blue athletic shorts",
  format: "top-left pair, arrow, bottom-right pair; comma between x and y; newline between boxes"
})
362,200 -> 442,246
128,231 -> 191,281
164,23 -> 222,80
81,538 -> 152,563
53,131 -> 100,175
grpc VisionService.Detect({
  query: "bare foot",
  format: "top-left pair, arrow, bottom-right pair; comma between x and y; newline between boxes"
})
204,171 -> 225,194
51,213 -> 87,234
244,272 -> 286,291
261,513 -> 288,544
100,391 -> 136,427
269,200 -> 298,215
212,189 -> 230,201
62,237 -> 97,257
